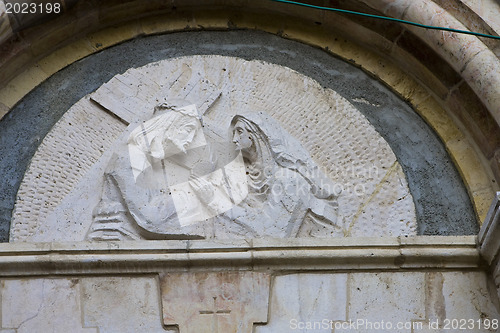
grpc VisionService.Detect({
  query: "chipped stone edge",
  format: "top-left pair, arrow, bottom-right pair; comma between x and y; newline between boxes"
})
478,192 -> 500,305
478,191 -> 500,259
0,236 -> 480,276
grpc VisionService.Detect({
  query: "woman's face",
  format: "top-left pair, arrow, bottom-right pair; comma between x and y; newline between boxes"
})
232,120 -> 253,150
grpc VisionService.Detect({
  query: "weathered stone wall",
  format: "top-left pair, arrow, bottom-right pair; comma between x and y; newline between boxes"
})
10,55 -> 419,241
0,0 -> 497,242
1,271 -> 497,332
0,31 -> 478,241
0,237 -> 498,332
0,2 -> 498,331
479,192 -> 500,311
0,0 -> 497,191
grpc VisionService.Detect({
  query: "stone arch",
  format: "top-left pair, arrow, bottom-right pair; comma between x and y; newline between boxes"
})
0,0 -> 498,240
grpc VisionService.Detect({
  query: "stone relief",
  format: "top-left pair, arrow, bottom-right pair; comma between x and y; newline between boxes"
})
220,112 -> 341,238
10,56 -> 417,242
87,100 -> 340,240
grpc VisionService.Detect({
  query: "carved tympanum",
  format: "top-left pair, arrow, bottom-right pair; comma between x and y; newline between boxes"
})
87,104 -> 340,240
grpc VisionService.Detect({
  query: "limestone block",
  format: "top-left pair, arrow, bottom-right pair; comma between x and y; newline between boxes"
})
494,262 -> 500,304
393,31 -> 463,97
424,272 -> 446,325
0,65 -> 48,108
360,0 -> 500,125
340,272 -> 426,333
37,38 -> 97,77
406,0 -> 500,122
331,270 -> 500,332
1,278 -> 97,333
434,0 -> 497,54
373,0 -> 412,19
416,271 -> 499,333
160,271 -> 270,333
86,23 -> 143,50
0,1 -> 12,45
446,82 -> 500,159
256,274 -> 347,332
98,0 -> 171,25
0,101 -> 8,119
461,49 -> 500,123
473,187 -> 497,225
27,16 -> 89,59
441,272 -> 499,331
404,1 -> 485,67
416,96 -> 463,144
81,276 -> 169,333
479,194 -> 500,314
140,12 -> 198,35
479,192 -> 500,264
446,137 -> 493,195
461,0 -> 500,35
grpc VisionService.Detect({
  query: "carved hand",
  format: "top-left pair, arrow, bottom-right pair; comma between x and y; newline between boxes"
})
189,174 -> 215,205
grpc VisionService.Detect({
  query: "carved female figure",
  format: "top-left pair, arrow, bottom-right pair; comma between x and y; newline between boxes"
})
214,111 -> 341,238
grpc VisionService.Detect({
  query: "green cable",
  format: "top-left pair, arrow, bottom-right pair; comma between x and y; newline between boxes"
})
270,0 -> 500,40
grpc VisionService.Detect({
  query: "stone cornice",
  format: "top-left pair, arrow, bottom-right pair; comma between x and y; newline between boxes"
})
0,236 -> 480,276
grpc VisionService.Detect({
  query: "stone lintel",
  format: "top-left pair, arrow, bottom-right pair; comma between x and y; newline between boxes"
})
0,236 -> 480,276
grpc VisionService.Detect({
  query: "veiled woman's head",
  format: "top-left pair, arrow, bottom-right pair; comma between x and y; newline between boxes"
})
231,119 -> 254,150
229,114 -> 276,173
231,115 -> 270,149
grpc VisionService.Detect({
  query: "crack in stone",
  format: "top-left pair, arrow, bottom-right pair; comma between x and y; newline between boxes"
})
16,280 -> 45,330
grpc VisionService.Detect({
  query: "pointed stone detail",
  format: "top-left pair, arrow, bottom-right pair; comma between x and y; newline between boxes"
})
479,192 -> 500,310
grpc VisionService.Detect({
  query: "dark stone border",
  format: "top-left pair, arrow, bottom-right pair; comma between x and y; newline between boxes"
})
0,30 -> 477,241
